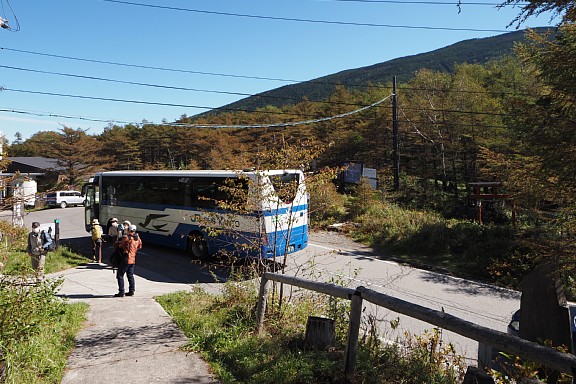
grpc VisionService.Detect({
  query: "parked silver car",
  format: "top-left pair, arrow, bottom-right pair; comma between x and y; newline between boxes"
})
45,190 -> 84,208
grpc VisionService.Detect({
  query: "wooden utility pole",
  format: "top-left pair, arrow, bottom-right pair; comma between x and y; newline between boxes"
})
392,77 -> 399,190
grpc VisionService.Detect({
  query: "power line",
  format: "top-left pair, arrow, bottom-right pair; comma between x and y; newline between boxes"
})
1,84 -> 518,122
0,64 -> 379,108
0,46 -> 396,92
98,0 -> 510,32
0,47 -> 531,99
0,94 -> 392,130
0,108 -> 132,125
3,87 -> 391,121
0,47 -> 299,83
0,99 -> 516,133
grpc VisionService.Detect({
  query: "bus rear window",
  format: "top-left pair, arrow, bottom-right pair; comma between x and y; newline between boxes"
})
270,173 -> 300,204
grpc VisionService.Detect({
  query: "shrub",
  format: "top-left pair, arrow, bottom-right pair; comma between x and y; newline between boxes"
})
308,178 -> 347,225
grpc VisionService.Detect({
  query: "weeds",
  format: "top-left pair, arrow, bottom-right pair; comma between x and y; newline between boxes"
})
0,276 -> 88,383
158,275 -> 467,384
0,220 -> 89,383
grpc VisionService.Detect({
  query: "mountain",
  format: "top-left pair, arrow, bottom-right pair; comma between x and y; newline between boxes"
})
210,27 -> 552,114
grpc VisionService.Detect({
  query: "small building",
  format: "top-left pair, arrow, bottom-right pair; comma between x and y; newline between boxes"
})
4,157 -> 68,190
338,161 -> 378,190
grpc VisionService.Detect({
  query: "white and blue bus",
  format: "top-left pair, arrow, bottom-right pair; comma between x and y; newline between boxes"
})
82,170 -> 308,259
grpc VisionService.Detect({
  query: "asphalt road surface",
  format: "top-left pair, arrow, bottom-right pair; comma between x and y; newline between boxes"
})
13,206 -> 520,364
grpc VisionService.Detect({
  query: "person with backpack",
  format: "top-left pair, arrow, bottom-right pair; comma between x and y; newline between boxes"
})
91,218 -> 104,264
114,224 -> 142,297
27,221 -> 48,281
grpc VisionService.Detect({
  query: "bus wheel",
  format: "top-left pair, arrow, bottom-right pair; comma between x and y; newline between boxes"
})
188,233 -> 208,260
60,201 -> 67,208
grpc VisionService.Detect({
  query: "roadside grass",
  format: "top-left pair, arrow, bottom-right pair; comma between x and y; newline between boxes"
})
2,246 -> 88,275
0,220 -> 89,383
157,277 -> 466,384
0,220 -> 88,275
3,297 -> 88,384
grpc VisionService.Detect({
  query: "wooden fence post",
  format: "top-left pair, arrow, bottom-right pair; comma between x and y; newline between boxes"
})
256,274 -> 271,335
345,290 -> 363,383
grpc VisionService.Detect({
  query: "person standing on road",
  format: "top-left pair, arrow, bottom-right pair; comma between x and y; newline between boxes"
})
114,224 -> 142,297
27,221 -> 46,281
91,218 -> 104,263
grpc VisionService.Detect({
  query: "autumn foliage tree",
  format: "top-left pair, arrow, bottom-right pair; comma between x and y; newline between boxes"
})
44,127 -> 103,188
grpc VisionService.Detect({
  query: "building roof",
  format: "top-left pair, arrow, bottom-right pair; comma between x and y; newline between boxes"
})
7,157 -> 66,171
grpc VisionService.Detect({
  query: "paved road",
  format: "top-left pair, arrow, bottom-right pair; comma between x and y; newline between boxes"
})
287,231 -> 520,364
11,206 -> 520,364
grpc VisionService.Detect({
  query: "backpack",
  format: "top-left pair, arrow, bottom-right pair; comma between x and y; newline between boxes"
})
91,225 -> 103,241
109,246 -> 129,268
41,230 -> 55,252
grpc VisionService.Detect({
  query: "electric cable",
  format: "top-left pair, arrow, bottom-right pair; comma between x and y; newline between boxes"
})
0,94 -> 391,130
0,64 -> 380,108
98,0 -> 511,33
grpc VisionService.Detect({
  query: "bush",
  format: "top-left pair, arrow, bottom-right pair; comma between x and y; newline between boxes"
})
350,200 -> 524,283
0,275 -> 87,383
309,179 -> 347,225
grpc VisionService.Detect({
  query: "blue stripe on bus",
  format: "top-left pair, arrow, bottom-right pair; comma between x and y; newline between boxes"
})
136,222 -> 308,259
101,201 -> 308,258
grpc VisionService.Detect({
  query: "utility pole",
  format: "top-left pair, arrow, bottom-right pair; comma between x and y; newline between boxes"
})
392,77 -> 399,190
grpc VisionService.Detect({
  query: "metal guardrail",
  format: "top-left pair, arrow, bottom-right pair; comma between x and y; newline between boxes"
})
256,272 -> 576,382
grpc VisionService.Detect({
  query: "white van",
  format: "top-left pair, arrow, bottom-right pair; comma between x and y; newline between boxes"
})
45,190 -> 85,208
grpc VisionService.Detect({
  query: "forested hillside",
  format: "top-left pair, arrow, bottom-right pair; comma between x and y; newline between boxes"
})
212,27 -> 553,113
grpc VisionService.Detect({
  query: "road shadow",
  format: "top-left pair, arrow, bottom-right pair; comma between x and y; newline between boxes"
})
57,294 -> 113,299
69,323 -> 184,360
418,270 -> 520,300
60,236 -> 245,285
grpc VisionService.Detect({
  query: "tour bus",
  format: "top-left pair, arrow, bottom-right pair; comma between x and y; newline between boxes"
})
82,169 -> 308,259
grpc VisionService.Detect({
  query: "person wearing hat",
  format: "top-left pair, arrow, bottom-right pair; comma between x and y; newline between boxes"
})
107,217 -> 120,243
91,218 -> 104,264
119,220 -> 131,240
27,221 -> 46,281
114,224 -> 142,297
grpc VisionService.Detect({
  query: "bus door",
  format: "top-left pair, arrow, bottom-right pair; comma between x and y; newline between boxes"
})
81,182 -> 98,232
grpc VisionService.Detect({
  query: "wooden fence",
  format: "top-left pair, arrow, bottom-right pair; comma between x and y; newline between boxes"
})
256,272 -> 576,382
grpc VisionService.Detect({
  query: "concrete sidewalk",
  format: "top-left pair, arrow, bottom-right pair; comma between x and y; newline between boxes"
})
56,262 -> 221,384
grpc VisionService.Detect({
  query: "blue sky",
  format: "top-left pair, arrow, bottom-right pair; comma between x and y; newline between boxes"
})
0,0 -> 556,143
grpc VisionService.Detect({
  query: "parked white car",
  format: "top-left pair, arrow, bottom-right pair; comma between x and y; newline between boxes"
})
45,190 -> 84,208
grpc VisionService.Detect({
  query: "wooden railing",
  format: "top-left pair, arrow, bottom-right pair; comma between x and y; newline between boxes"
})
256,272 -> 576,382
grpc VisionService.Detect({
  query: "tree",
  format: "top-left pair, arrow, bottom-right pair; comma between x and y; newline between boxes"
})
509,25 -> 576,205
44,127 -> 102,188
99,124 -> 143,170
500,0 -> 576,26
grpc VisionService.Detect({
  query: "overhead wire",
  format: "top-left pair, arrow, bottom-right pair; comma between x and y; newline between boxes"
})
2,84 -> 518,123
0,46 -> 397,93
0,64 -> 382,109
0,99 -> 513,131
0,48 -> 533,98
0,94 -> 393,130
98,0 -> 511,33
